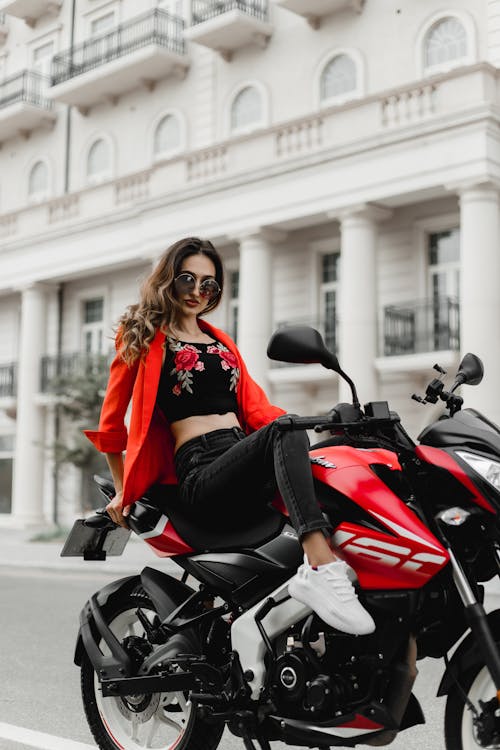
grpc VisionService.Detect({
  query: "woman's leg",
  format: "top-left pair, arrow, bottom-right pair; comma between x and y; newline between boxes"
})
176,424 -> 375,635
177,421 -> 327,537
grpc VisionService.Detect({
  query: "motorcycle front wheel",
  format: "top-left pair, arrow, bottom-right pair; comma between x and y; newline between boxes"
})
444,662 -> 500,750
81,587 -> 224,750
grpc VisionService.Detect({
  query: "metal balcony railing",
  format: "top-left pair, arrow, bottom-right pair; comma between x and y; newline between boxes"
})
0,362 -> 16,397
383,297 -> 460,356
271,316 -> 337,367
191,0 -> 268,24
51,9 -> 185,87
40,351 -> 113,393
0,70 -> 52,110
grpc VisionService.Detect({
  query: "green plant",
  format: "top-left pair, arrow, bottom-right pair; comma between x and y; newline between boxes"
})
46,361 -> 111,514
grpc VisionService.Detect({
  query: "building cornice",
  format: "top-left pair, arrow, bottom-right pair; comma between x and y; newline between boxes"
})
0,65 -> 499,275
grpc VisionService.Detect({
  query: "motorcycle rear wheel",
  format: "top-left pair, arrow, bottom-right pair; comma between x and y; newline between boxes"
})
81,587 -> 225,750
444,663 -> 500,750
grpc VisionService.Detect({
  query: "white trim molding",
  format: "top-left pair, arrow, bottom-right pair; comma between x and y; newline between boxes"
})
315,46 -> 366,109
416,9 -> 477,79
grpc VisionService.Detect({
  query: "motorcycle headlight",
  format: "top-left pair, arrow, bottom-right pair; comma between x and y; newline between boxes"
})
456,451 -> 500,492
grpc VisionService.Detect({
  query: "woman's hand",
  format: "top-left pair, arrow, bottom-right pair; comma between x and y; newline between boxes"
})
106,490 -> 130,528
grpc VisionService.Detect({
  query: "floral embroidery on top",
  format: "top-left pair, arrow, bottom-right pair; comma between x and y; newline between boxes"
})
206,342 -> 240,392
168,339 -> 205,395
167,338 -> 240,396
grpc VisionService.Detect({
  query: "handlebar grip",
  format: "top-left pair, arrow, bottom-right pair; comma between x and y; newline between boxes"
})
275,415 -> 332,431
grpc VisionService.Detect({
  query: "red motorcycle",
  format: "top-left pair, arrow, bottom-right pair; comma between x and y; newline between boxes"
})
64,325 -> 500,750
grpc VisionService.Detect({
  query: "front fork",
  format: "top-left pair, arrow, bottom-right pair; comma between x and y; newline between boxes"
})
449,547 -> 500,702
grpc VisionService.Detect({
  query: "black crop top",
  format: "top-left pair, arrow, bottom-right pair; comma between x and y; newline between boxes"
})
156,337 -> 240,423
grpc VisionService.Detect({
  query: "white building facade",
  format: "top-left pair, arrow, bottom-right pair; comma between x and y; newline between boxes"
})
0,0 -> 499,526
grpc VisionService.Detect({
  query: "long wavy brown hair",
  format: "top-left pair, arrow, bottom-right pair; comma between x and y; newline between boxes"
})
117,237 -> 224,364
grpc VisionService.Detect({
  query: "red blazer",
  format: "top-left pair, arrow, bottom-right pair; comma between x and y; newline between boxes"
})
84,321 -> 285,506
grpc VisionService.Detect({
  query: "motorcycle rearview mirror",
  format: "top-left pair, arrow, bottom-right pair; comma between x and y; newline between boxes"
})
451,353 -> 484,391
267,326 -> 360,407
267,325 -> 339,370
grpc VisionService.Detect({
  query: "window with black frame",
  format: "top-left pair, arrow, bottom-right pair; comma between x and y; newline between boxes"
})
0,434 -> 14,514
228,269 -> 239,343
320,252 -> 339,353
428,229 -> 460,352
82,297 -> 105,356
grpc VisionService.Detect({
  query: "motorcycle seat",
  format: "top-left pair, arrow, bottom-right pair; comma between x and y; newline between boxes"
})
93,476 -> 286,552
141,483 -> 286,552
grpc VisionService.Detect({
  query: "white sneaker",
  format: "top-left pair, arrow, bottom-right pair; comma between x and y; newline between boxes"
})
288,557 -> 375,636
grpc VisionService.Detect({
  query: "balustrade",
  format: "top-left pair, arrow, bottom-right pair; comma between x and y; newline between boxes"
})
383,297 -> 459,356
381,84 -> 435,127
0,362 -> 16,397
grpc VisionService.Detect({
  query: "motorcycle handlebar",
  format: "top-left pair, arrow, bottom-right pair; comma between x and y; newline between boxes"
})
276,412 -> 400,434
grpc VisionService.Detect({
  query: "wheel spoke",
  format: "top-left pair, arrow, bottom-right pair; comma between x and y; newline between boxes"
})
143,715 -> 161,748
158,713 -> 185,732
175,693 -> 190,723
130,715 -> 140,742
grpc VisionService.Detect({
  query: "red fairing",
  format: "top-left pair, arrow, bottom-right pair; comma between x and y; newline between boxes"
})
415,445 -> 496,514
339,715 -> 384,730
310,446 -> 449,590
139,517 -> 194,557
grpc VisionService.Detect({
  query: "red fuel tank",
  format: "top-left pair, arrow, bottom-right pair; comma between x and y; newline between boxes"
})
310,445 -> 449,589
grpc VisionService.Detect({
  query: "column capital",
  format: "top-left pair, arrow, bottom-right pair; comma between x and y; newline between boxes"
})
446,178 -> 500,199
14,280 -> 59,295
329,202 -> 393,224
228,226 -> 288,246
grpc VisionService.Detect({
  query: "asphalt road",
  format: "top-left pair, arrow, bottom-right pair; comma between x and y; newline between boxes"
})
0,566 -> 450,750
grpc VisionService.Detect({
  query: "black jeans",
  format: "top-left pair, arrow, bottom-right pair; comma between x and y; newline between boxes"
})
174,419 -> 328,540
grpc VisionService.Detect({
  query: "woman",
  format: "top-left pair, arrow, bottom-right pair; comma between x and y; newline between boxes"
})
85,237 -> 374,636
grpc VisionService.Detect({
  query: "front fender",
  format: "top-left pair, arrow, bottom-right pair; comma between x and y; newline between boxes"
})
437,608 -> 500,696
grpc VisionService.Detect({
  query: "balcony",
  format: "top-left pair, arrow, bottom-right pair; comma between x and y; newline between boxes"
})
274,0 -> 362,28
0,65 -> 491,246
49,9 -> 188,112
0,0 -> 61,26
186,1 -> 272,60
0,70 -> 55,143
383,297 -> 460,359
0,363 -> 16,398
40,351 -> 112,393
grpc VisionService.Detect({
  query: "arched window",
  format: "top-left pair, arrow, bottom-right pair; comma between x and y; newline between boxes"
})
153,114 -> 181,157
28,160 -> 48,200
424,17 -> 467,72
230,86 -> 263,132
87,138 -> 111,181
320,54 -> 357,103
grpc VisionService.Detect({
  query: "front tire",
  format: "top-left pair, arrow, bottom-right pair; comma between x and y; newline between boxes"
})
445,662 -> 500,750
81,587 -> 224,750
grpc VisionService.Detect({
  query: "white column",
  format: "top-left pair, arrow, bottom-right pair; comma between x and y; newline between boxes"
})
338,205 -> 390,404
236,232 -> 274,389
11,284 -> 49,527
459,183 -> 500,423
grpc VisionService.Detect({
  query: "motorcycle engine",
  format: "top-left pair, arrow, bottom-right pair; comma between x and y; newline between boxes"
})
271,632 -> 359,719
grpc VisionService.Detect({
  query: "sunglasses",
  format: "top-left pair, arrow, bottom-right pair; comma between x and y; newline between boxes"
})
174,272 -> 221,301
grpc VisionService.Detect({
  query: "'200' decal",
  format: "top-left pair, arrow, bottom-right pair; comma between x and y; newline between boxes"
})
332,530 -> 447,573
